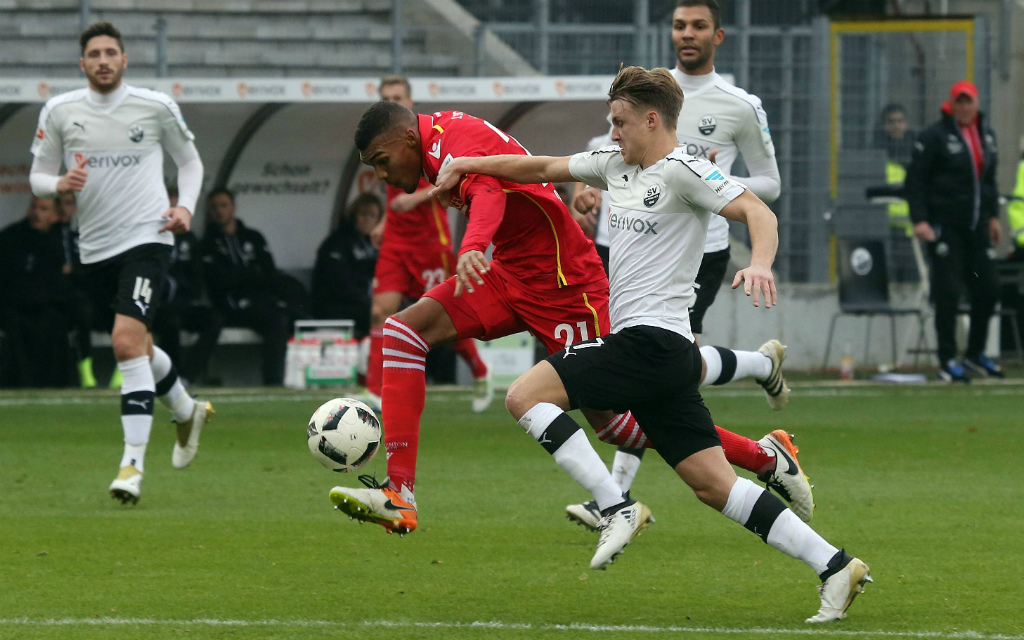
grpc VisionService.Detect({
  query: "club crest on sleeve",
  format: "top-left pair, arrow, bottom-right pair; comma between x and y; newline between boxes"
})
643,185 -> 661,207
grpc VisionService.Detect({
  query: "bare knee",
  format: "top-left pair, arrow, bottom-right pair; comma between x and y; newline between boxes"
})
111,326 -> 148,362
371,293 -> 401,329
370,302 -> 389,328
504,378 -> 533,420
391,298 -> 457,346
691,485 -> 728,510
674,448 -> 737,512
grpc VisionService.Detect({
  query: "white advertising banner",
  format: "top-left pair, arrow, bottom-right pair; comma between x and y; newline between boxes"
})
0,76 -> 617,268
0,76 -> 616,104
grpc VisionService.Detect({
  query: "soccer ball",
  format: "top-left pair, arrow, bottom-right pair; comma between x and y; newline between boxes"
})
306,398 -> 382,473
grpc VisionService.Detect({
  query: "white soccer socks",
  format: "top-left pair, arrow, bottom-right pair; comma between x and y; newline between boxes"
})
700,345 -> 772,387
611,447 -> 645,493
518,402 -> 625,511
151,346 -> 195,423
722,476 -> 838,575
118,355 -> 155,472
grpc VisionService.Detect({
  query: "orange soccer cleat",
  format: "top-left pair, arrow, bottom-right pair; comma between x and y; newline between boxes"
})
329,475 -> 418,535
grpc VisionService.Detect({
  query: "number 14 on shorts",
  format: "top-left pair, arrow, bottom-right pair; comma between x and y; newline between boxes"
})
132,277 -> 153,315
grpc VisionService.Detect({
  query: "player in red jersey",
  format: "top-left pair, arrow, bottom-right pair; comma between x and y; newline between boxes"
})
363,76 -> 492,414
328,101 -> 809,544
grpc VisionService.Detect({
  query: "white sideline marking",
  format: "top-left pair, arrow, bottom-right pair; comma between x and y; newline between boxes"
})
0,619 -> 1020,638
3,383 -> 1022,407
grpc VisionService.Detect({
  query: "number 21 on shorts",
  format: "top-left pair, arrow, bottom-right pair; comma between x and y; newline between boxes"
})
554,321 -> 596,349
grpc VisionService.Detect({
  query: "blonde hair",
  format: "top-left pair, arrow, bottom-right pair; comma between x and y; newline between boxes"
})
607,66 -> 683,130
379,75 -> 411,98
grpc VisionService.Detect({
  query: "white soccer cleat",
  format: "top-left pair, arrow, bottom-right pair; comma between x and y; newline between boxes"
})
806,556 -> 872,623
172,400 -> 213,469
757,339 -> 790,411
329,476 -> 418,535
109,465 -> 142,505
758,429 -> 814,522
471,369 -> 494,413
590,501 -> 652,569
566,500 -> 603,532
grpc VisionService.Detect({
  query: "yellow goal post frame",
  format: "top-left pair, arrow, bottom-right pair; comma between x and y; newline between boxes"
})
828,18 -> 975,200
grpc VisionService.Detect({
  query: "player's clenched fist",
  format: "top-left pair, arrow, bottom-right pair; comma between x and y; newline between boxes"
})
454,249 -> 489,297
572,187 -> 601,215
429,156 -> 467,200
57,156 -> 89,192
159,206 -> 193,234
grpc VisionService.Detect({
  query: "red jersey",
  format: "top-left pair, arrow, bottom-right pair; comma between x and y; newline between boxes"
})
383,178 -> 452,250
418,111 -> 605,291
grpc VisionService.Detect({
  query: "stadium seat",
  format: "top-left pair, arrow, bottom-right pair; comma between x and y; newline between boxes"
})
822,238 -> 929,369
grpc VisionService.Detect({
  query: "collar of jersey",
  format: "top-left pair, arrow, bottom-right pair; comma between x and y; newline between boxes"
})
87,83 -> 129,111
671,68 -> 719,98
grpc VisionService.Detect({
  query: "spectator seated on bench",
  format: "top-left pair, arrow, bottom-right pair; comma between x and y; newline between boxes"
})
0,196 -> 75,388
311,193 -> 382,340
152,185 -> 223,385
201,188 -> 307,386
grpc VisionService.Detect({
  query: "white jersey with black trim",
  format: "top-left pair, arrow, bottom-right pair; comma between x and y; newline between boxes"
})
585,130 -> 613,248
30,84 -> 195,264
569,146 -> 746,340
670,68 -> 777,253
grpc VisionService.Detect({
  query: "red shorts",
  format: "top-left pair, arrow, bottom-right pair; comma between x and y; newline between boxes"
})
373,242 -> 454,298
424,260 -> 610,354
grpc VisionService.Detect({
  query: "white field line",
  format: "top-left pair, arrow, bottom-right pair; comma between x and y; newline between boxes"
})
0,618 -> 1020,639
1,380 -> 1022,407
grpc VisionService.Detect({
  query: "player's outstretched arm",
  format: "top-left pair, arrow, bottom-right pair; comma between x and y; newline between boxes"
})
719,190 -> 779,308
390,186 -> 436,213
431,154 -> 573,196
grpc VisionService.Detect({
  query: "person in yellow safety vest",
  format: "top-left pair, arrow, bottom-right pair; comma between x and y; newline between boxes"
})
880,104 -> 914,235
1009,153 -> 1024,260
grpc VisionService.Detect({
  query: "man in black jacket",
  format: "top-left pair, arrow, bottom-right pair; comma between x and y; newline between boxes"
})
0,196 -> 74,387
201,188 -> 292,385
905,80 -> 1004,381
311,193 -> 382,338
153,186 -> 224,384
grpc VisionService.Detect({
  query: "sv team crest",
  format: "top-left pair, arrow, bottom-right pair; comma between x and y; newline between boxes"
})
643,185 -> 661,207
128,123 -> 144,143
698,115 -> 717,135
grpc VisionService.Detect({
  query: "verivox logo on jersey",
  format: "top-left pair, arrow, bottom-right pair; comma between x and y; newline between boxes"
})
608,212 -> 658,235
75,153 -> 142,169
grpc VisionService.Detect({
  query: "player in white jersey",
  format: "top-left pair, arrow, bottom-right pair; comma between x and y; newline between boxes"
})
564,0 -> 801,531
432,66 -> 870,623
29,22 -> 211,505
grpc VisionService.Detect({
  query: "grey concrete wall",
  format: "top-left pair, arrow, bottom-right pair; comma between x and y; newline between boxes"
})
699,282 -> 1001,372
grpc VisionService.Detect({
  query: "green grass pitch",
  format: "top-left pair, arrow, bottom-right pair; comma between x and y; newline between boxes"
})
1,381 -> 1022,640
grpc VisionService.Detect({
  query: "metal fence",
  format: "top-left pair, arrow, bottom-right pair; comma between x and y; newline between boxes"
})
412,0 -> 827,282
25,0 -> 996,284
405,1 -> 995,285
